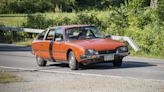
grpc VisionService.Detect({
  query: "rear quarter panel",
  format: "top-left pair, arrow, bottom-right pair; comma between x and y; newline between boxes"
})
32,40 -> 51,59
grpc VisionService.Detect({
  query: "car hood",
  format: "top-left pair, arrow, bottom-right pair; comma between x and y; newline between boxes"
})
68,38 -> 125,51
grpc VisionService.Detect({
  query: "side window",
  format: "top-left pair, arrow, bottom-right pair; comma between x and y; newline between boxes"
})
54,28 -> 63,40
46,29 -> 55,40
37,30 -> 46,40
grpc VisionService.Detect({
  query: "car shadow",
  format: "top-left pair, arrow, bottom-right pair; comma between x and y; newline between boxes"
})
80,61 -> 156,70
48,63 -> 69,68
46,61 -> 156,70
35,63 -> 69,70
0,44 -> 31,52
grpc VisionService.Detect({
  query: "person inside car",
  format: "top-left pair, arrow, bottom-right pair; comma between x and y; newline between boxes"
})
78,29 -> 88,39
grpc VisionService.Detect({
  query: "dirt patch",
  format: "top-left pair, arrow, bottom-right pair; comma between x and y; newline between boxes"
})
0,72 -> 22,83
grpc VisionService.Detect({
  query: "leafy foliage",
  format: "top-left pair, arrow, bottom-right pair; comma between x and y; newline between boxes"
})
0,0 -> 130,13
23,14 -> 50,29
157,0 -> 164,22
0,0 -> 76,13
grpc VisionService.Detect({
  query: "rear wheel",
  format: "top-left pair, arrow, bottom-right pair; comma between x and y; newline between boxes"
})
68,51 -> 79,70
113,58 -> 123,67
36,56 -> 47,67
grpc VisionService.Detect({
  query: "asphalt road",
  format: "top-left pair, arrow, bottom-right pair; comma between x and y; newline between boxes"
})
0,44 -> 164,80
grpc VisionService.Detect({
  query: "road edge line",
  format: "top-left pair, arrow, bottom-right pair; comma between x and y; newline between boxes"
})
0,66 -> 37,71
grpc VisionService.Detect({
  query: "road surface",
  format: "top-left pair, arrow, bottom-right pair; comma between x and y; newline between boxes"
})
0,44 -> 164,80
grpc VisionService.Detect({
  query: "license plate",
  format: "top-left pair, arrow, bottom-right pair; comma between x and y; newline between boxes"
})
104,55 -> 114,61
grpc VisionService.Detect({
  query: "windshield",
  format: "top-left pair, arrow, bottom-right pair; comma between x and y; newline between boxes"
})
65,26 -> 105,40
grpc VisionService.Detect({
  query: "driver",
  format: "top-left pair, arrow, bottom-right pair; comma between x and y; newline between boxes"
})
78,29 -> 87,39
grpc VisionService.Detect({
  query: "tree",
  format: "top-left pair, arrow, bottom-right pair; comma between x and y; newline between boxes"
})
51,0 -> 75,12
157,0 -> 164,22
150,0 -> 158,8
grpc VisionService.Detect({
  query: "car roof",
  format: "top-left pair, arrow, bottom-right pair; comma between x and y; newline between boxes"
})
49,25 -> 93,29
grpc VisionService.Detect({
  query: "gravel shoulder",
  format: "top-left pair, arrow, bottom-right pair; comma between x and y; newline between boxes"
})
0,68 -> 164,92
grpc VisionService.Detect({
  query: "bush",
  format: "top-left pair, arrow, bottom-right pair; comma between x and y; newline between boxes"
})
77,12 -> 101,26
23,14 -> 50,29
157,0 -> 164,22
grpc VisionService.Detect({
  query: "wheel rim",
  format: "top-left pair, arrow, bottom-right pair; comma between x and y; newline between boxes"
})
69,53 -> 75,68
36,56 -> 42,65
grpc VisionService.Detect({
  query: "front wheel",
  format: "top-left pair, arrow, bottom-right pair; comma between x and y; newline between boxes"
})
68,51 -> 79,70
36,56 -> 47,67
113,58 -> 123,67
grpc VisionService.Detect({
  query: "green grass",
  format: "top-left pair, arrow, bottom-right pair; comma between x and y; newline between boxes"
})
0,16 -> 26,26
0,14 -> 27,17
0,72 -> 22,83
130,51 -> 164,60
0,13 -> 76,26
44,12 -> 75,19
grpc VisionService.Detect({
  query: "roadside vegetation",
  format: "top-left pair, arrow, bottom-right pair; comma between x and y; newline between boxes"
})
0,0 -> 163,59
14,39 -> 32,46
0,72 -> 22,83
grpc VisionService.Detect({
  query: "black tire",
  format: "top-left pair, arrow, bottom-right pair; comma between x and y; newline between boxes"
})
36,56 -> 47,67
68,51 -> 79,70
113,58 -> 123,67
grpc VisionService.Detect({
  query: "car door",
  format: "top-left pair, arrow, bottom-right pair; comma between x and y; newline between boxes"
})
52,27 -> 66,60
32,29 -> 54,59
42,29 -> 55,59
32,30 -> 48,58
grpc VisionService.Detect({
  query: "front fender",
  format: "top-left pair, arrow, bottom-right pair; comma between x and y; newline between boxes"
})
67,44 -> 85,62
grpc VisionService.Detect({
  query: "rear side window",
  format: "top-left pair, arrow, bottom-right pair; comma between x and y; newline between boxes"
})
46,29 -> 55,40
37,30 -> 46,40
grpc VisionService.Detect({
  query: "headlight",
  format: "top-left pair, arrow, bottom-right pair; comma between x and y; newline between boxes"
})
116,46 -> 128,53
85,49 -> 99,55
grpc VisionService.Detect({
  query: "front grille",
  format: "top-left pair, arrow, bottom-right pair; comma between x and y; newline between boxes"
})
98,50 -> 116,54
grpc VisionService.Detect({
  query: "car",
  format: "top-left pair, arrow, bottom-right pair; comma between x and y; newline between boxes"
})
32,25 -> 129,70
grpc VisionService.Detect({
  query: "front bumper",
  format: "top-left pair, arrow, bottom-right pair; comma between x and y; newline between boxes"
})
80,52 -> 129,63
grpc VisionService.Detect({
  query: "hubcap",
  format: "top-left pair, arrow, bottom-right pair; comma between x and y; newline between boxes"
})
69,53 -> 75,68
37,56 -> 42,65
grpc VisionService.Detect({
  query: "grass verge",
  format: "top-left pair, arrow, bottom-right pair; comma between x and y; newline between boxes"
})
0,72 -> 22,83
0,16 -> 26,26
130,51 -> 164,60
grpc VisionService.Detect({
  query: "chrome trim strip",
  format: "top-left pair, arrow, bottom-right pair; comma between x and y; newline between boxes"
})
80,52 -> 129,61
33,50 -> 66,53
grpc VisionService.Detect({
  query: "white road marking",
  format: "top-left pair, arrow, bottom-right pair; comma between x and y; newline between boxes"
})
0,66 -> 36,71
0,65 -> 163,82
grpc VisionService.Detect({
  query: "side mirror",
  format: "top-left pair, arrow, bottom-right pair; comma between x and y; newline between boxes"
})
105,35 -> 111,38
55,38 -> 62,42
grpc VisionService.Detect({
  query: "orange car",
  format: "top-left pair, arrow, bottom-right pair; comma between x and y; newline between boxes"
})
32,25 -> 129,70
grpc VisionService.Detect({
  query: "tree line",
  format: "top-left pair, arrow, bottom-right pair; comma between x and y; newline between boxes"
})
0,0 -> 156,13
